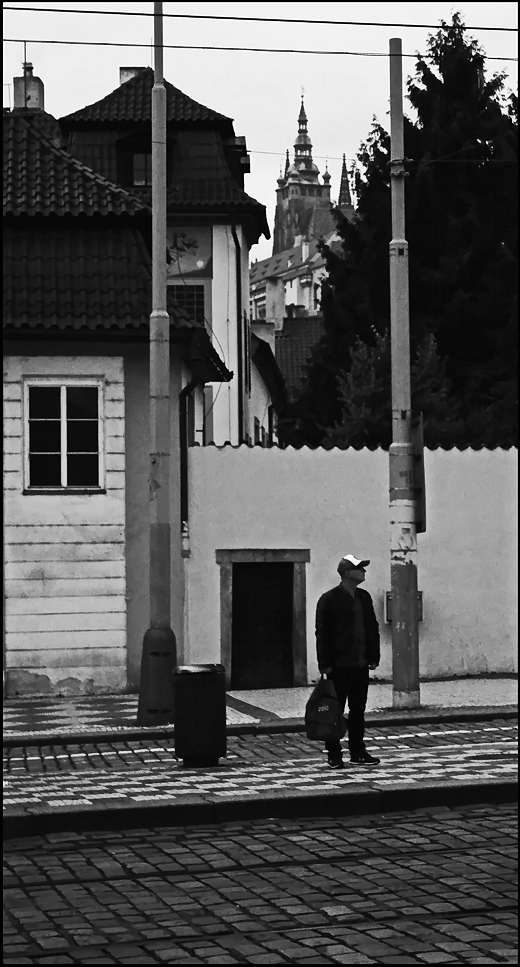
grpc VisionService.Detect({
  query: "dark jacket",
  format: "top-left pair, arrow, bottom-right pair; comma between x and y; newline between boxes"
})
316,584 -> 380,670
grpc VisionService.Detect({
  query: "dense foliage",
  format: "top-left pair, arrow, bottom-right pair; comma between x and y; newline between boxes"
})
278,14 -> 517,449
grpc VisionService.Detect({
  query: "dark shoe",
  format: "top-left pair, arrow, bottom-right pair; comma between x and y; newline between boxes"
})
327,755 -> 345,769
350,751 -> 380,765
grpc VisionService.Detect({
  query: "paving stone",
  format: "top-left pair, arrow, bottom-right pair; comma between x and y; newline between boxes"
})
416,955 -> 460,964
376,959 -> 421,964
330,955 -> 377,964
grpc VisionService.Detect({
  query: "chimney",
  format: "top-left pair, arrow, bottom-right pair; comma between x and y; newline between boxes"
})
13,62 -> 44,111
119,67 -> 147,86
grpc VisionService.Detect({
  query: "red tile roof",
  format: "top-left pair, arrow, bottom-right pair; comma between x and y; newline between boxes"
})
275,315 -> 324,402
3,222 -> 196,332
60,68 -> 232,128
3,111 -> 148,218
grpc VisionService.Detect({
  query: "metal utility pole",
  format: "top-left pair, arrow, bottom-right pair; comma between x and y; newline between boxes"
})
388,38 -> 420,709
138,1 -> 176,725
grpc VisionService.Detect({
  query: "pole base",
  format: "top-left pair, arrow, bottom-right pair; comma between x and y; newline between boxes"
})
392,688 -> 420,709
137,626 -> 177,726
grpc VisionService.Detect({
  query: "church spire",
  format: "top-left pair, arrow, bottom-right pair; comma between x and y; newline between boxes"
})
339,154 -> 353,210
285,148 -> 290,176
293,96 -> 319,181
294,96 -> 312,164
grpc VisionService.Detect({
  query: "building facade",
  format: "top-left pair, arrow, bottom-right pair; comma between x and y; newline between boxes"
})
3,64 -> 284,696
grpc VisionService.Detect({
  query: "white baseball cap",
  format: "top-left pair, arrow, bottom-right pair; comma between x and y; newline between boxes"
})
338,554 -> 370,574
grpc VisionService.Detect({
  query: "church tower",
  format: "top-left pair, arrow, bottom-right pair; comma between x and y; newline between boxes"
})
338,154 -> 354,217
273,99 -> 333,255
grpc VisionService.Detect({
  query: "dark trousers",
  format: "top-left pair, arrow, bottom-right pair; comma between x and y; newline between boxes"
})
325,665 -> 370,758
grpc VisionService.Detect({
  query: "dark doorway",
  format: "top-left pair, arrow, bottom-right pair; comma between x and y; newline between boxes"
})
231,562 -> 294,688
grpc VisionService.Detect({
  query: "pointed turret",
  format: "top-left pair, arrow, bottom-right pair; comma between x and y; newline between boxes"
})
338,154 -> 353,212
284,149 -> 290,176
292,97 -> 318,180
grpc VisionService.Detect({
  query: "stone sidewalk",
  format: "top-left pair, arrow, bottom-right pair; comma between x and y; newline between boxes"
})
4,676 -> 517,838
4,719 -> 518,839
3,676 -> 518,746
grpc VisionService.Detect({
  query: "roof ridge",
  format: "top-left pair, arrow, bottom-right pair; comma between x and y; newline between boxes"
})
60,67 -> 231,126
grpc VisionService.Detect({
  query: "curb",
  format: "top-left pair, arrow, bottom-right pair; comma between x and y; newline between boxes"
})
3,779 -> 517,840
3,705 -> 517,749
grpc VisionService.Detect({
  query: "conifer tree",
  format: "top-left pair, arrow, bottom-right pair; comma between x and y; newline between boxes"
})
279,14 -> 517,449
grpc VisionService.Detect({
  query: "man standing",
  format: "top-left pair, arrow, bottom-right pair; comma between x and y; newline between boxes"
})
316,554 -> 381,768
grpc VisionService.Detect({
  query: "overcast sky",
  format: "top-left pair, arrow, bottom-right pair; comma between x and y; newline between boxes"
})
4,1 -> 518,261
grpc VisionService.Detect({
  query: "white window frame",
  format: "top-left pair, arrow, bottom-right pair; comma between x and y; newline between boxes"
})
23,378 -> 105,492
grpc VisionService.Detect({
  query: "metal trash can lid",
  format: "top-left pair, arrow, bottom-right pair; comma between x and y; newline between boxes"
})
174,664 -> 225,675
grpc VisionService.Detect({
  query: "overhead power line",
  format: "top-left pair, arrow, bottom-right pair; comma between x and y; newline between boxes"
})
3,5 -> 517,32
3,37 -> 517,62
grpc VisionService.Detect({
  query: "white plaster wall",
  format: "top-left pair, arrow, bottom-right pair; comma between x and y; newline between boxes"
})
186,447 -> 517,680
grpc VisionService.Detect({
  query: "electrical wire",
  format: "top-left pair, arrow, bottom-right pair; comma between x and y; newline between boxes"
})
3,6 -> 517,33
3,37 -> 517,62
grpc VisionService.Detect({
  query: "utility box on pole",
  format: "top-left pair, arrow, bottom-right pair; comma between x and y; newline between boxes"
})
388,38 -> 420,709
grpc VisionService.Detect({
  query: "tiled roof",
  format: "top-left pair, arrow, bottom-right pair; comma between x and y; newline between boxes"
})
3,111 -> 148,217
167,131 -> 269,233
60,68 -> 232,128
250,238 -> 327,284
3,222 -> 196,332
275,315 -> 324,402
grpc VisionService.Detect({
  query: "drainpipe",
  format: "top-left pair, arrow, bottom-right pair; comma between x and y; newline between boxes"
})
179,378 -> 198,557
231,224 -> 244,444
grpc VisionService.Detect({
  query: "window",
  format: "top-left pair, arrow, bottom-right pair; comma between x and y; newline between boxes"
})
168,285 -> 206,326
133,152 -> 152,186
25,382 -> 102,489
254,417 -> 262,446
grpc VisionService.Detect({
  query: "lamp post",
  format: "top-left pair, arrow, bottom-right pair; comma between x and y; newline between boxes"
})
388,38 -> 420,709
137,0 -> 177,725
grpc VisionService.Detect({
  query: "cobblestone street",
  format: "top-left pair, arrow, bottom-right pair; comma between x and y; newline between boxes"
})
3,802 -> 517,964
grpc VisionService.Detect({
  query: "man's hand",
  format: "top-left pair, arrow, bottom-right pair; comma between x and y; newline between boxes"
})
368,663 -> 379,670
319,667 -> 333,676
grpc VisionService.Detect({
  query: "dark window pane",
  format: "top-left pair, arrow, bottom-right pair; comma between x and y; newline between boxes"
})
133,152 -> 151,186
67,387 -> 98,419
29,420 -> 61,453
67,420 -> 99,452
29,386 -> 60,419
29,454 -> 61,487
169,285 -> 205,325
67,454 -> 99,487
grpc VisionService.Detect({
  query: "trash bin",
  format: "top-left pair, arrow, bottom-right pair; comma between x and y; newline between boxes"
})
173,664 -> 226,767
